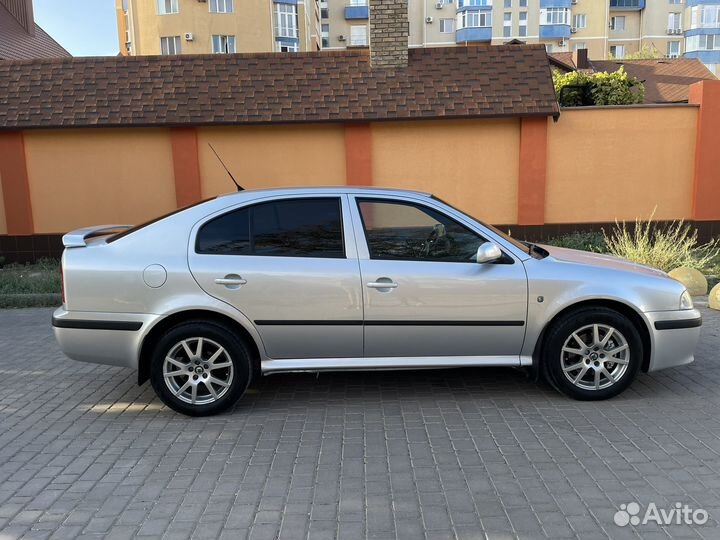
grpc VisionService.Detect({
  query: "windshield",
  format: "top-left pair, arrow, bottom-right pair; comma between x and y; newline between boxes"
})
430,196 -> 531,255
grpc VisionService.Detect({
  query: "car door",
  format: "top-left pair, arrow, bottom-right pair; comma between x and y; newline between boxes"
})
349,195 -> 528,359
188,195 -> 363,359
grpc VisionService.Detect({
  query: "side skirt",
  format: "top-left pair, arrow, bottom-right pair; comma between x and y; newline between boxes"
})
261,355 -> 523,374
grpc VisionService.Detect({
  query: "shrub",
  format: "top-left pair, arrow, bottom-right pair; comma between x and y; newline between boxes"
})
553,67 -> 645,107
544,232 -> 607,253
603,215 -> 720,273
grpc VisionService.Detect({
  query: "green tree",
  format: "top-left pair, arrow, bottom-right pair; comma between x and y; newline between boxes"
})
552,67 -> 645,107
618,46 -> 663,60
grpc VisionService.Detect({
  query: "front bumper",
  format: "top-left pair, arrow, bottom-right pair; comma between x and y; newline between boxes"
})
52,307 -> 160,370
644,308 -> 702,372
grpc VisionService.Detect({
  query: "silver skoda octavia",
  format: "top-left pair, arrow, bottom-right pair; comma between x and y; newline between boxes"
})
53,188 -> 702,416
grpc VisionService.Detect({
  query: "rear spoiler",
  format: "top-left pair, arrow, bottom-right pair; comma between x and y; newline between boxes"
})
62,225 -> 132,248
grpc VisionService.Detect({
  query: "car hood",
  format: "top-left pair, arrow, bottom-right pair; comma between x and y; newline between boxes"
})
539,245 -> 669,278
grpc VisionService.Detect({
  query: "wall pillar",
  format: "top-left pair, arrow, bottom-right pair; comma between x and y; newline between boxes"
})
0,131 -> 34,235
170,127 -> 203,208
689,80 -> 720,221
344,123 -> 372,186
517,116 -> 548,226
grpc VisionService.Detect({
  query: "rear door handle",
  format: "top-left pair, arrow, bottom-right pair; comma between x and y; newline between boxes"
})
215,275 -> 247,288
367,280 -> 398,289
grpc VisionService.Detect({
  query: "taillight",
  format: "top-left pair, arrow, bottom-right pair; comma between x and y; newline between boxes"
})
60,262 -> 65,306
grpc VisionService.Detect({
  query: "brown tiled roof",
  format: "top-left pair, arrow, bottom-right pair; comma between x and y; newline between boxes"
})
589,59 -> 717,103
0,3 -> 70,61
549,52 -> 576,72
0,44 -> 559,130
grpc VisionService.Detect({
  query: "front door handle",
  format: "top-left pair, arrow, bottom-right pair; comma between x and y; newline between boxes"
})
215,274 -> 247,289
367,278 -> 398,290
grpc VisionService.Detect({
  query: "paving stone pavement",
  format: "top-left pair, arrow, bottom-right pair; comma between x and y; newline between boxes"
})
0,306 -> 719,540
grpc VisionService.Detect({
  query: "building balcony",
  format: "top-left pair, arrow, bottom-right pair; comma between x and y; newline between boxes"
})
539,0 -> 572,8
687,0 -> 720,6
344,4 -> 369,19
456,26 -> 492,43
456,0 -> 492,10
609,0 -> 645,10
539,24 -> 571,39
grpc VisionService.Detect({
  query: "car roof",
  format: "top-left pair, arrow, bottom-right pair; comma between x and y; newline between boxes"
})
216,186 -> 432,200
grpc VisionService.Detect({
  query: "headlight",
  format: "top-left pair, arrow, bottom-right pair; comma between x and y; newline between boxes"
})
680,290 -> 694,310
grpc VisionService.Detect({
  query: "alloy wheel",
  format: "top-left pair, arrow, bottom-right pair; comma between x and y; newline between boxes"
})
163,337 -> 234,405
560,323 -> 630,391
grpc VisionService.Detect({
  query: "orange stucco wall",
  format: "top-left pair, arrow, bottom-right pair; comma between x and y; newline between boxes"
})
1,104 -> 709,238
196,124 -> 347,198
546,106 -> 698,223
23,129 -> 177,233
371,119 -> 521,225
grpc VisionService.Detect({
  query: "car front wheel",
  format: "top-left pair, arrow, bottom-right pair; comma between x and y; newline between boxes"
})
150,321 -> 252,416
543,307 -> 642,400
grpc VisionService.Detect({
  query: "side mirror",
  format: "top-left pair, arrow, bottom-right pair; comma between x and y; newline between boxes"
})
476,242 -> 502,264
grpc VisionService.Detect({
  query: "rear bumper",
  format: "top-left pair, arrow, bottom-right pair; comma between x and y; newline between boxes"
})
645,309 -> 702,372
52,307 -> 159,370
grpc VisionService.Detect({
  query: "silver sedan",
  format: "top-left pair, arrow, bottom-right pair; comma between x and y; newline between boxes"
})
53,188 -> 702,416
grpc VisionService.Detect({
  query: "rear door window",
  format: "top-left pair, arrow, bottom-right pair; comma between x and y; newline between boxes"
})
196,197 -> 345,258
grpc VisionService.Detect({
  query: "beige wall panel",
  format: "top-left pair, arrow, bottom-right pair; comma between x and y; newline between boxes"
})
24,129 -> 177,233
546,106 -> 698,223
197,124 -> 347,197
371,119 -> 520,225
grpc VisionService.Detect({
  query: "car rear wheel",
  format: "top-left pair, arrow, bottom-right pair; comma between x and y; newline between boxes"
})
150,321 -> 252,416
543,307 -> 642,400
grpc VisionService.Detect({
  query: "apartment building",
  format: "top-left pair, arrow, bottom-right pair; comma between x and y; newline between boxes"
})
324,0 -> 715,72
116,0 -> 322,55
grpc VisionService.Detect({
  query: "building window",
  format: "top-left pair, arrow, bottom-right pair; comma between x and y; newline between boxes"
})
573,42 -> 587,51
160,36 -> 181,55
276,42 -> 299,52
504,0 -> 511,7
519,11 -> 527,36
610,44 -> 625,58
274,4 -> 299,39
440,18 -> 455,33
610,15 -> 625,31
519,0 -> 526,6
157,0 -> 178,15
503,12 -> 512,37
457,10 -> 492,29
350,25 -> 368,46
667,41 -> 680,58
668,12 -> 681,31
691,6 -> 720,29
212,35 -> 236,53
540,8 -> 569,26
209,0 -> 233,13
668,0 -> 681,3
322,23 -> 330,47
573,14 -> 587,29
687,34 -> 720,51
349,0 -> 368,5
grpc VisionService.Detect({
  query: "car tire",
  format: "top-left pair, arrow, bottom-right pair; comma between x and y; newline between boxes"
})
542,307 -> 642,401
150,321 -> 252,416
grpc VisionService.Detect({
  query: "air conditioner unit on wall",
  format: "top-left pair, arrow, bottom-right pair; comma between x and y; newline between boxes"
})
425,16 -> 433,23
185,32 -> 194,41
435,1 -> 444,8
558,39 -> 566,46
338,35 -> 346,41
571,0 -> 578,4
570,27 -> 577,33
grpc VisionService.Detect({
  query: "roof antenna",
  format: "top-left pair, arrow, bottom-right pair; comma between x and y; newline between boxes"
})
208,143 -> 243,192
